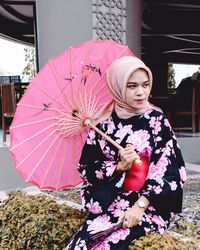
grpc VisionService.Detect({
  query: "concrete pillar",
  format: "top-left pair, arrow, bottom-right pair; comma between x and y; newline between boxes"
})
126,0 -> 142,58
36,0 -> 92,68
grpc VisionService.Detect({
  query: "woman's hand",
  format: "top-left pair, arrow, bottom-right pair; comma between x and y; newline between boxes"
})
116,144 -> 139,172
118,205 -> 144,228
118,196 -> 149,228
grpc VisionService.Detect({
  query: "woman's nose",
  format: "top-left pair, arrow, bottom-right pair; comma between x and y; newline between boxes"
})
135,86 -> 144,95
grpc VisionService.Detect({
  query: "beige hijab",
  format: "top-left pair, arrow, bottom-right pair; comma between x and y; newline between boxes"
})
106,56 -> 153,119
94,56 -> 153,124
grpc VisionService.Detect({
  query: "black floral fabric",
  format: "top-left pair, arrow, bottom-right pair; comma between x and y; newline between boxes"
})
67,107 -> 186,250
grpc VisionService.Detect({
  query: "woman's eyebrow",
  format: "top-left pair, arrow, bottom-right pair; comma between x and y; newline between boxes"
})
127,82 -> 137,85
127,80 -> 149,85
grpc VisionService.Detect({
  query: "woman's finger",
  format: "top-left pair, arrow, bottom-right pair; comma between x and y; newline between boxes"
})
117,213 -> 125,223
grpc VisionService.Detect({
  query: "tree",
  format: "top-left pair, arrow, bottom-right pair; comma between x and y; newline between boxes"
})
168,64 -> 176,89
168,63 -> 176,94
22,46 -> 36,82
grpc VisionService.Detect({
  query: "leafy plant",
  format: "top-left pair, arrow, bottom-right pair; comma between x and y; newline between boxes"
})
0,190 -> 88,249
129,231 -> 200,250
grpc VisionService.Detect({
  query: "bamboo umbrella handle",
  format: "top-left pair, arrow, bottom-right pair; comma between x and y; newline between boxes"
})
84,119 -> 142,165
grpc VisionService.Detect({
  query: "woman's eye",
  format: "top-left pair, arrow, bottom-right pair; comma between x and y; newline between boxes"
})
127,84 -> 137,89
143,83 -> 150,88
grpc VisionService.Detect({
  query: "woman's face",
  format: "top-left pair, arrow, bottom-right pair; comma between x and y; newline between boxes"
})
125,69 -> 151,109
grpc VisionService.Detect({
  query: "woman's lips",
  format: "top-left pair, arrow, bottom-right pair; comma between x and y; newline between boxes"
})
135,99 -> 145,103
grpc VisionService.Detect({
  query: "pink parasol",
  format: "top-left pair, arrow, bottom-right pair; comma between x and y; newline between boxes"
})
10,39 -> 135,190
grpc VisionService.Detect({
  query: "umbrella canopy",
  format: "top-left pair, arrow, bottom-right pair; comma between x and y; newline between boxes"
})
10,39 -> 134,190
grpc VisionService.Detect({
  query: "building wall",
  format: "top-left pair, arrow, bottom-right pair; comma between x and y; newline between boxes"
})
36,0 -> 142,69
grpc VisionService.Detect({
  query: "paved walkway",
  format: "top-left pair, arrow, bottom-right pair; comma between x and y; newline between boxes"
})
185,162 -> 200,178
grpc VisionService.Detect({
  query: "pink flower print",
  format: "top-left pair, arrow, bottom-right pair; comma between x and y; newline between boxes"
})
74,239 -> 87,250
127,130 -> 150,152
147,184 -> 154,191
108,202 -> 115,212
89,130 -> 95,140
87,215 -> 112,234
99,139 -> 106,150
115,125 -> 132,143
143,213 -> 153,224
104,161 -> 116,177
95,169 -> 104,179
103,147 -> 114,160
92,241 -> 110,250
155,149 -> 161,154
158,227 -> 165,234
149,117 -> 161,135
147,205 -> 156,212
155,136 -> 162,142
107,121 -> 116,134
139,146 -> 152,158
144,227 -> 151,233
179,166 -> 187,182
148,157 -> 168,180
81,193 -> 86,206
165,140 -> 173,155
169,181 -> 178,191
112,208 -> 123,218
87,130 -> 96,145
154,185 -> 162,194
86,200 -> 103,214
107,228 -> 130,244
110,150 -> 115,156
152,215 -> 166,227
164,118 -> 170,128
116,199 -> 129,210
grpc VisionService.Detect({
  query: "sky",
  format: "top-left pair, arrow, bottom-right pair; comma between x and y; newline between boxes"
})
0,37 -> 27,78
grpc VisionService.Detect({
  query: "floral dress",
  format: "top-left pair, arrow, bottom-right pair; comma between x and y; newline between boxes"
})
67,108 -> 187,250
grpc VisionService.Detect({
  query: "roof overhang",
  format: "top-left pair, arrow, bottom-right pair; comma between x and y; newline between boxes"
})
0,0 -> 35,45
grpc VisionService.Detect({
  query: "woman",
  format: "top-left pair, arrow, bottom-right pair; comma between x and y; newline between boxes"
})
67,56 -> 186,249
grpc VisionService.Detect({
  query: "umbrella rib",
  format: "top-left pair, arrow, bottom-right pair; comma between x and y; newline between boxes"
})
49,60 -> 68,101
85,91 -> 92,116
56,120 -> 81,128
26,133 -> 60,182
56,137 -> 68,190
73,92 -> 86,119
26,81 -> 80,117
10,123 -> 55,151
56,121 -> 82,129
76,91 -> 87,117
16,129 -> 56,170
10,116 -> 58,129
56,125 -> 82,137
17,103 -> 67,115
31,79 -> 70,110
87,91 -> 99,117
86,91 -> 98,118
41,137 -> 65,188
